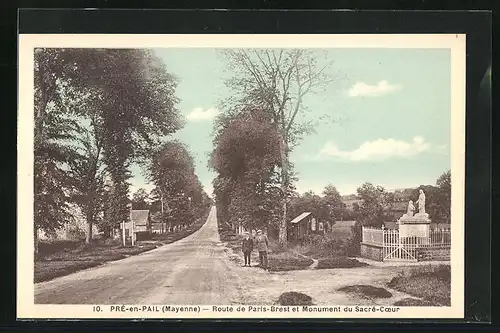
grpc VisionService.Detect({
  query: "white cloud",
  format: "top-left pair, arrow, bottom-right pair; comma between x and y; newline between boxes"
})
319,136 -> 431,162
186,107 -> 220,122
348,80 -> 401,97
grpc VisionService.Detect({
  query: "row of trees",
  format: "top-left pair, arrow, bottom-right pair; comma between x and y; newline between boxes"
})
34,48 -> 207,255
208,49 -> 450,248
353,170 -> 451,228
211,49 -> 338,246
148,141 -> 211,232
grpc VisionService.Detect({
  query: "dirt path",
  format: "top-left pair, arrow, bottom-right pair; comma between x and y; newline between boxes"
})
36,207 -> 246,305
292,250 -> 318,269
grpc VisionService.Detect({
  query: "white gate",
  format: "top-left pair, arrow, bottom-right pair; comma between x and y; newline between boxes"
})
362,226 -> 451,262
383,229 -> 418,262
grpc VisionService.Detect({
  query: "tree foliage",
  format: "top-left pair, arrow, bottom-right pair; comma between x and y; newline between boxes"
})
409,170 -> 451,224
211,107 -> 282,233
322,184 -> 346,221
34,48 -> 183,247
219,49 -> 339,246
132,188 -> 150,210
355,183 -> 392,228
148,140 -> 208,233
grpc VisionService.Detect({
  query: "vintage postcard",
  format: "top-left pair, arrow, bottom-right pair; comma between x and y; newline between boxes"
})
18,34 -> 465,319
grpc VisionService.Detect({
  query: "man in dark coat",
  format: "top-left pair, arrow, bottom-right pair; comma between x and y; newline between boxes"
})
242,232 -> 253,267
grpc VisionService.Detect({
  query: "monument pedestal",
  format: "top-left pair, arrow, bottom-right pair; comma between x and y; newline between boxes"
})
398,213 -> 431,239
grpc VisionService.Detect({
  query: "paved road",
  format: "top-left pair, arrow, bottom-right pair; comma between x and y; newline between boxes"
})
35,207 -> 245,305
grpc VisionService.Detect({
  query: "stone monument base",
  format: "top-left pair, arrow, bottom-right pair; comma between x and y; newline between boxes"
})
398,213 -> 431,238
399,223 -> 430,238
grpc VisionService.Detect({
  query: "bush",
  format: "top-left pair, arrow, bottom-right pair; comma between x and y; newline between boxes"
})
38,240 -> 82,257
268,256 -> 314,271
135,231 -> 152,241
316,257 -> 368,269
67,226 -> 86,240
301,234 -> 351,258
387,265 -> 451,306
277,292 -> 313,306
338,285 -> 392,299
348,222 -> 363,256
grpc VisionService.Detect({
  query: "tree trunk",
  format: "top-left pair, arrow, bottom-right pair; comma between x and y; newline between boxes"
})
278,136 -> 289,247
85,211 -> 93,244
161,194 -> 165,234
34,226 -> 39,259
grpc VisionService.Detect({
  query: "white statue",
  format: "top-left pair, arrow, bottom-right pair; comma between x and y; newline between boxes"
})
407,200 -> 415,217
417,189 -> 426,214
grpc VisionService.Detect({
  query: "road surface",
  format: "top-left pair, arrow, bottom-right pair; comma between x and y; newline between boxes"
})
35,206 -> 430,306
35,206 -> 246,304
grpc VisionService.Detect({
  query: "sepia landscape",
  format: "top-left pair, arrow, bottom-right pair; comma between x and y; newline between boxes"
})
32,47 -> 452,307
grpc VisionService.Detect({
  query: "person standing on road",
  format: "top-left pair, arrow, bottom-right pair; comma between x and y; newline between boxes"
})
255,229 -> 269,269
242,232 -> 254,267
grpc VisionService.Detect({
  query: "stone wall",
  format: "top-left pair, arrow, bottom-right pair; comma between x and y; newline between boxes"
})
360,243 -> 383,261
416,247 -> 450,261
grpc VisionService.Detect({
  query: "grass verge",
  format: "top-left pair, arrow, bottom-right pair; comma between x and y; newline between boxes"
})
35,208 -> 211,283
316,257 -> 368,269
268,252 -> 314,272
387,265 -> 451,306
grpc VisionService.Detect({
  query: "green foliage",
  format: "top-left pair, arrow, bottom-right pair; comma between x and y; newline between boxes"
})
211,107 -> 282,233
219,49 -> 339,246
148,140 -> 207,231
34,48 -> 183,244
132,188 -> 150,210
409,170 -> 451,224
355,182 -> 392,228
322,184 -> 346,221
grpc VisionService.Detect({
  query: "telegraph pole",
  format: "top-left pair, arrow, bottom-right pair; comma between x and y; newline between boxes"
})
122,218 -> 126,247
129,203 -> 134,246
161,193 -> 164,234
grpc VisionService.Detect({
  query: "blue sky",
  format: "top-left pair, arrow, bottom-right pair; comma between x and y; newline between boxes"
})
129,48 -> 451,197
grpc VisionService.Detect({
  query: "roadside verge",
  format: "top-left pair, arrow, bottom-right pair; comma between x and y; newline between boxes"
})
35,208 -> 211,283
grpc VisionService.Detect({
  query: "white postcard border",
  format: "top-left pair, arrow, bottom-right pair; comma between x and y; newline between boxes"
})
17,33 -> 466,319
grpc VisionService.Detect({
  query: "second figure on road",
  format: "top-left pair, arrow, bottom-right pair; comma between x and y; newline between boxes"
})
255,229 -> 269,269
242,232 -> 253,267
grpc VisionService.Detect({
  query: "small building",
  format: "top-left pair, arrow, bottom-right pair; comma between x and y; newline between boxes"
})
288,212 -> 324,241
121,210 -> 152,241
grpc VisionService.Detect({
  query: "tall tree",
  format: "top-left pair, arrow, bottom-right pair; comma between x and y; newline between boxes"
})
211,107 -> 282,234
322,184 -> 346,222
34,48 -> 183,246
221,49 -> 338,246
34,49 -> 83,254
148,140 -> 203,233
356,183 -> 391,228
132,188 -> 150,210
409,170 -> 451,224
435,170 -> 451,224
67,124 -> 107,244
